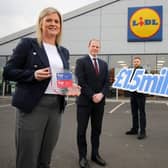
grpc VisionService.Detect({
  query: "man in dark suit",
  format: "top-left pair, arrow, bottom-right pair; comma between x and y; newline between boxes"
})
125,56 -> 147,140
75,39 -> 109,168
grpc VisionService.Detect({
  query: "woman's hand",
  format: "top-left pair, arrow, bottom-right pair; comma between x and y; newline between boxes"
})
66,83 -> 81,96
34,67 -> 51,81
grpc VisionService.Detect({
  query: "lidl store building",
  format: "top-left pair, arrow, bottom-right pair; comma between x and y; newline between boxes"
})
0,0 -> 168,99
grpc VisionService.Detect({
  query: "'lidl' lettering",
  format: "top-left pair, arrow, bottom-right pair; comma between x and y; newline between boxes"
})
132,19 -> 158,26
112,68 -> 168,97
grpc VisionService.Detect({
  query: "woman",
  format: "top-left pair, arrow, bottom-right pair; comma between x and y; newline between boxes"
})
3,7 -> 79,168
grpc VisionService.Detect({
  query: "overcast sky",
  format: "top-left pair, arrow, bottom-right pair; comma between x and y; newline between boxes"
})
0,0 -> 98,38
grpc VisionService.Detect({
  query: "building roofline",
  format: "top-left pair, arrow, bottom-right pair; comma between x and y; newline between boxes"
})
0,25 -> 35,45
63,0 -> 121,21
0,0 -> 121,45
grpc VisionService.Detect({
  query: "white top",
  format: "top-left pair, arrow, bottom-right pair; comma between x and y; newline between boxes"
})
43,42 -> 64,94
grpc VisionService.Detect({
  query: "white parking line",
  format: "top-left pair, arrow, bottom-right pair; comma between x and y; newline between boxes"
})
0,104 -> 11,108
108,102 -> 125,114
67,103 -> 75,107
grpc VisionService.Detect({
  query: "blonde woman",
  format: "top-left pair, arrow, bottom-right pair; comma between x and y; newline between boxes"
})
3,7 -> 79,168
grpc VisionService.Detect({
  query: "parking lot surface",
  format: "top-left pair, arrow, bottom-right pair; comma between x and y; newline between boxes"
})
0,97 -> 168,168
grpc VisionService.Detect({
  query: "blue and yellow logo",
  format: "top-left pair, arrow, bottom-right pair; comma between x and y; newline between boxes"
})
128,6 -> 162,41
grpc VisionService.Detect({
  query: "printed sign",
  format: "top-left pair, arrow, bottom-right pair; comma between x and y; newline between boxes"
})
128,6 -> 163,41
112,68 -> 168,97
56,72 -> 73,88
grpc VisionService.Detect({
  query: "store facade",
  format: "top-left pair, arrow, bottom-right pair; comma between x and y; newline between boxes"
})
0,0 -> 168,99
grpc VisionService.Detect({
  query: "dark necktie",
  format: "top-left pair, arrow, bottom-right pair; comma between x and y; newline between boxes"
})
93,58 -> 99,75
130,68 -> 136,82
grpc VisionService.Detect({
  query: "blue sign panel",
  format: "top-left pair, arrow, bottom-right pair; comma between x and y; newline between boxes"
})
112,68 -> 168,97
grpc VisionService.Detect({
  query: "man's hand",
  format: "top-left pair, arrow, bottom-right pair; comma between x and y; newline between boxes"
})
92,93 -> 104,103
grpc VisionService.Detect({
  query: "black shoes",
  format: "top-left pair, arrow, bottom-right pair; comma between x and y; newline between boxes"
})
91,154 -> 106,166
125,129 -> 138,135
126,129 -> 147,139
79,154 -> 106,167
137,132 -> 146,140
79,158 -> 90,168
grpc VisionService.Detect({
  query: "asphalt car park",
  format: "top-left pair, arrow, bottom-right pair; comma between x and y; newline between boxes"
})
0,97 -> 168,168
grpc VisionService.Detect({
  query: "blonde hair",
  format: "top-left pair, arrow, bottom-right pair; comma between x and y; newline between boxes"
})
36,7 -> 62,45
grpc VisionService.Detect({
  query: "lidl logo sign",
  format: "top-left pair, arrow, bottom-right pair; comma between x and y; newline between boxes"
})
128,6 -> 162,41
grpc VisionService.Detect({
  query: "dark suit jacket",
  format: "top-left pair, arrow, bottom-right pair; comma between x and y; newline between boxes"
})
3,38 -> 69,113
129,66 -> 146,97
75,55 -> 109,106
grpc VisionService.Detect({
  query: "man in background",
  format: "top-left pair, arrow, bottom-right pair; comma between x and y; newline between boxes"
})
126,56 -> 147,140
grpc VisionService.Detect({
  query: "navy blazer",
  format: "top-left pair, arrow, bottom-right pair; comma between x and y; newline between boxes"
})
3,38 -> 70,113
75,55 -> 109,106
